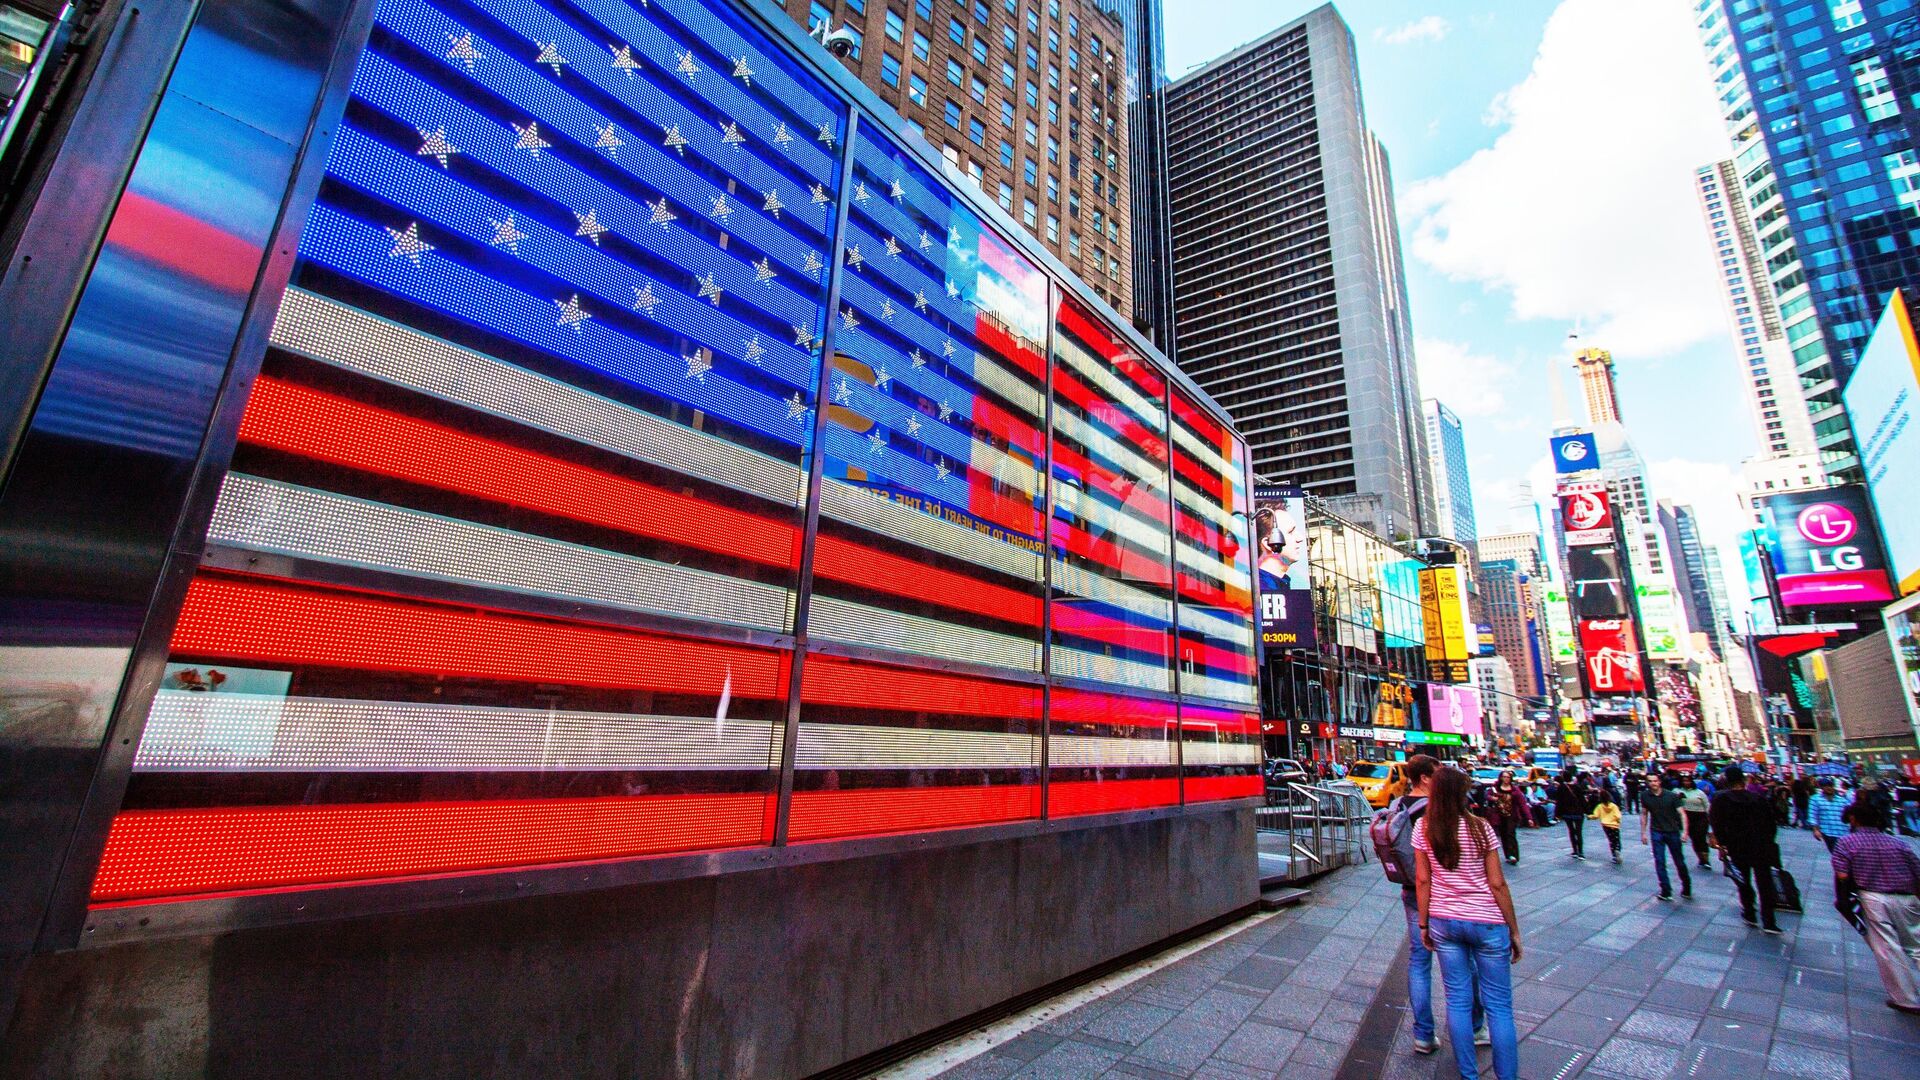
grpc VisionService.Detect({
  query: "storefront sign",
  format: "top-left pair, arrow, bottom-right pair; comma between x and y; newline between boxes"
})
1337,725 -> 1373,740
1403,730 -> 1463,746
1373,727 -> 1407,743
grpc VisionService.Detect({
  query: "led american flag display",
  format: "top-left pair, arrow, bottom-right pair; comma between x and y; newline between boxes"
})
91,0 -> 1258,905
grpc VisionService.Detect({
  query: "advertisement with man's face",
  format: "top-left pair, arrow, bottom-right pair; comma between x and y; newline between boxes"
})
1253,487 -> 1315,648
1759,486 -> 1895,608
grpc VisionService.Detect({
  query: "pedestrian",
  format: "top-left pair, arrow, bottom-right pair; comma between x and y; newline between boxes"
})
1485,770 -> 1522,864
1590,786 -> 1622,864
1640,772 -> 1693,901
1791,775 -> 1813,829
1808,779 -> 1850,852
1550,770 -> 1591,860
1624,770 -> 1643,816
1708,767 -> 1784,934
1860,775 -> 1896,828
1383,755 -> 1486,1056
1414,767 -> 1521,1080
1899,778 -> 1920,837
1830,801 -> 1920,1014
1681,780 -> 1713,869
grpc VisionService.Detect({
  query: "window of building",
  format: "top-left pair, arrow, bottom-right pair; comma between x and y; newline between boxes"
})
808,1 -> 832,31
969,117 -> 986,146
1048,0 -> 1059,17
1048,64 -> 1059,89
1046,136 -> 1058,163
1024,156 -> 1038,183
974,1 -> 990,23
881,52 -> 901,86
1048,29 -> 1058,52
1025,80 -> 1039,106
1852,56 -> 1900,122
944,99 -> 962,128
1068,13 -> 1078,36
1026,45 -> 1039,69
1046,174 -> 1058,202
1067,230 -> 1079,256
1000,100 -> 1015,126
915,0 -> 932,17
913,30 -> 929,61
885,9 -> 904,41
950,18 -> 966,45
1024,119 -> 1037,144
1046,98 -> 1058,124
1830,1 -> 1866,31
1002,60 -> 1015,88
843,25 -> 864,59
905,117 -> 925,139
973,37 -> 989,63
1886,149 -> 1920,209
946,58 -> 963,85
1067,190 -> 1079,217
967,159 -> 984,185
971,76 -> 987,102
1023,198 -> 1037,227
909,73 -> 927,105
1026,9 -> 1038,32
997,181 -> 1013,209
1045,214 -> 1058,242
1000,139 -> 1014,167
1067,47 -> 1078,71
847,0 -> 866,13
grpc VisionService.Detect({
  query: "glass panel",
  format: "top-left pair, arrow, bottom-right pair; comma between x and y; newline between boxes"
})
93,0 -> 846,903
1168,393 -> 1259,801
787,120 -> 1048,840
1047,298 -> 1177,812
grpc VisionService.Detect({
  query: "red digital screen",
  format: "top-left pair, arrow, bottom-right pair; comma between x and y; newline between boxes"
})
1578,619 -> 1646,695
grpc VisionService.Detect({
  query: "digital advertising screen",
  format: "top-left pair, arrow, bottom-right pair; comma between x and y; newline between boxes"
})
1253,486 -> 1315,649
1551,432 -> 1600,474
1759,486 -> 1896,609
1557,482 -> 1614,547
1578,618 -> 1646,695
1842,291 -> 1920,595
1425,683 -> 1485,740
1565,545 -> 1629,620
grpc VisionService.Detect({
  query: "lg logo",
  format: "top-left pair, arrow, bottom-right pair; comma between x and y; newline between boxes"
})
1796,502 -> 1857,546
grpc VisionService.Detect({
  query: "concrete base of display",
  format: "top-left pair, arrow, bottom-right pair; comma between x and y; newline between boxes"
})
0,807 -> 1256,1078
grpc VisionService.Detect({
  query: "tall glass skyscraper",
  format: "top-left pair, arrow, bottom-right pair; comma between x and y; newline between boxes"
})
1423,399 -> 1476,548
1697,0 -> 1920,480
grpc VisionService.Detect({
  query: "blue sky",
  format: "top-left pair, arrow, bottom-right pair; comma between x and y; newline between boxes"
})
1164,0 -> 1759,575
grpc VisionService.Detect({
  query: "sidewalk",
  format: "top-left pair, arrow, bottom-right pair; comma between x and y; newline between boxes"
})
907,823 -> 1920,1080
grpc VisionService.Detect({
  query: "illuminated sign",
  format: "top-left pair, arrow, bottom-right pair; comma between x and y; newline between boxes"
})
1566,546 -> 1629,620
1551,432 -> 1600,474
1759,486 -> 1896,609
1844,291 -> 1920,595
1425,683 -> 1485,741
1578,619 -> 1646,695
1558,482 -> 1614,547
1404,730 -> 1464,747
1419,565 -> 1471,681
1254,486 -> 1315,649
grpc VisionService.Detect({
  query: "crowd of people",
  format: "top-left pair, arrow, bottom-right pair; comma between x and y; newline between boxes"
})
1376,756 -> 1920,1080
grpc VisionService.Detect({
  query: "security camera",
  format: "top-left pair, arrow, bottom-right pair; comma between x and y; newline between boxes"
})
822,24 -> 859,58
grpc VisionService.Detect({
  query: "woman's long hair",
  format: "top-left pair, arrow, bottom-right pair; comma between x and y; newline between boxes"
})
1427,767 -> 1485,871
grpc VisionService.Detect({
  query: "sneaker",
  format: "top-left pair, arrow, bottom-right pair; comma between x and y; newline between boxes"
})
1761,925 -> 1784,936
1742,915 -> 1759,927
1474,1027 -> 1491,1047
1612,855 -> 1621,864
1681,889 -> 1693,900
1413,1037 -> 1439,1055
1887,1000 -> 1920,1016
1657,893 -> 1673,902
1697,862 -> 1711,869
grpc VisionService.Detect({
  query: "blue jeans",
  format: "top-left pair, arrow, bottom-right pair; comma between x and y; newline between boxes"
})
1430,917 -> 1519,1080
1404,895 -> 1482,1043
1649,829 -> 1691,896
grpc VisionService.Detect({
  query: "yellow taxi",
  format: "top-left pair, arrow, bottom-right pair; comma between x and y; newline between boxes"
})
1346,761 -> 1413,809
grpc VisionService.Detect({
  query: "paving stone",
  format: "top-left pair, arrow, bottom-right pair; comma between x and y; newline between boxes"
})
1208,1021 -> 1302,1070
1667,1042 -> 1770,1080
1538,1007 -> 1625,1048
996,1031 -> 1063,1063
1515,1035 -> 1589,1080
1108,1060 -> 1187,1080
1617,1008 -> 1698,1045
1690,1017 -> 1773,1054
1560,988 -> 1641,1020
1005,1040 -> 1121,1080
1773,1004 -> 1847,1043
1585,1035 -> 1682,1080
1251,986 -> 1324,1031
1763,1040 -> 1850,1080
1129,1019 -> 1231,1072
1220,956 -> 1290,993
938,1052 -> 1024,1080
1284,1036 -> 1344,1069
1079,1001 -> 1177,1047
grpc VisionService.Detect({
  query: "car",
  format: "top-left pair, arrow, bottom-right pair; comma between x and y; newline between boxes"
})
1346,761 -> 1413,808
1471,766 -> 1506,788
1264,758 -> 1310,790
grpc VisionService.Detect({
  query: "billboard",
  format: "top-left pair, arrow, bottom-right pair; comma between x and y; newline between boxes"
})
1378,558 -> 1427,648
1551,433 -> 1600,474
1254,487 -> 1315,648
1634,581 -> 1683,660
1842,291 -> 1920,595
1758,486 -> 1896,608
1738,530 -> 1779,634
1426,683 -> 1485,741
1544,586 -> 1577,663
1579,619 -> 1646,695
1565,546 -> 1629,619
1558,482 -> 1614,546
1420,565 -> 1471,681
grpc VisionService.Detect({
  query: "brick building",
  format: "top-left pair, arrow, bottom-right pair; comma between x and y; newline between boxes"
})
776,0 -> 1162,328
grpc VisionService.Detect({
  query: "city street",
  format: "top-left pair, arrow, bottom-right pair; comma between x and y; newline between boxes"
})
917,826 -> 1919,1080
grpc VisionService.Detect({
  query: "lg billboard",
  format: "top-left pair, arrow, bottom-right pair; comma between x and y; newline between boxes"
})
1757,486 -> 1895,609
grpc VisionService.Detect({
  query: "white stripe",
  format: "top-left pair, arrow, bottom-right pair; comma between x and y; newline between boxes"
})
210,474 -> 794,633
1053,409 -> 1165,497
273,289 -> 1049,583
1051,645 -> 1173,693
1175,537 -> 1252,593
972,354 -> 1045,419
1169,419 -> 1236,484
1047,732 -> 1176,767
1172,477 -> 1240,534
133,691 -> 778,771
1049,562 -> 1175,624
1053,478 -> 1172,561
1177,740 -> 1263,767
797,722 -> 1040,769
1055,332 -> 1165,437
1179,671 -> 1259,705
809,596 -> 1043,673
271,288 -> 807,507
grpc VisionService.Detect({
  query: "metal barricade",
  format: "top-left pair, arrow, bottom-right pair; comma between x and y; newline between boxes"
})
1255,782 -> 1373,883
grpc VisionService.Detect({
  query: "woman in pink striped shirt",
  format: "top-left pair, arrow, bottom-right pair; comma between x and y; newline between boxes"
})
1414,767 -> 1523,1080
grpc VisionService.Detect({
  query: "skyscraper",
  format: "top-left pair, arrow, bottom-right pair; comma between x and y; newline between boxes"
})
1573,347 -> 1622,425
780,0 -> 1170,331
1695,0 -> 1920,480
1422,398 -> 1476,547
1164,5 -> 1431,539
1694,159 -> 1820,458
1658,501 -> 1731,659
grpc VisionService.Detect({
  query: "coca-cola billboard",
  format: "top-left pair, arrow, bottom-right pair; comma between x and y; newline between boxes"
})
1578,618 -> 1645,695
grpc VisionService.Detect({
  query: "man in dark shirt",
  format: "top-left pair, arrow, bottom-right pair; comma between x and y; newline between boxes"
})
1708,767 -> 1782,934
1640,773 -> 1692,900
1832,801 -> 1920,1012
1551,771 -> 1591,860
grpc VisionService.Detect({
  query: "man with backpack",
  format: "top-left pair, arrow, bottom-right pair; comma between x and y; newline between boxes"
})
1374,756 -> 1485,1055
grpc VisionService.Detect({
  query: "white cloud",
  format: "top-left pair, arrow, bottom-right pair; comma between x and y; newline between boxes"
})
1415,337 -> 1511,417
1377,15 -> 1451,45
1401,0 -> 1729,357
1646,458 -> 1755,617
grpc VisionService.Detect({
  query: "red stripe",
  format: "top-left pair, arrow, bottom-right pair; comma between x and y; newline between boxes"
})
973,315 -> 1045,382
1055,303 -> 1166,399
1048,686 -> 1180,730
814,534 -> 1042,626
1052,363 -> 1162,453
1050,438 -> 1170,525
788,784 -> 1039,840
1050,517 -> 1174,586
172,575 -> 791,697
1184,775 -> 1263,802
1048,777 -> 1180,816
1051,603 -> 1172,659
240,377 -> 802,567
1182,706 -> 1262,734
90,793 -> 772,902
105,191 -> 260,293
801,654 -> 1044,718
